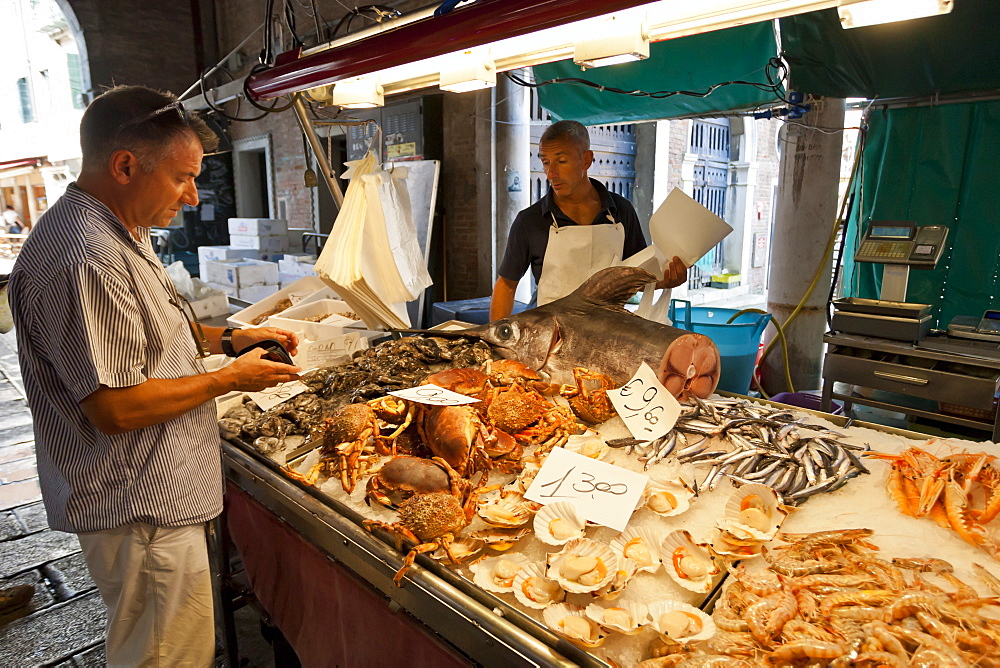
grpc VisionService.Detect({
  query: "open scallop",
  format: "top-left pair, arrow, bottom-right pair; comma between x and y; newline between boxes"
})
534,502 -> 587,546
647,600 -> 716,643
610,527 -> 664,574
661,530 -> 721,593
563,433 -> 610,461
585,601 -> 648,635
512,563 -> 566,610
592,556 -> 639,600
546,538 -> 617,594
542,603 -> 607,648
721,483 -> 788,542
709,527 -> 764,560
469,526 -> 531,552
644,475 -> 696,517
432,536 -> 485,563
469,553 -> 531,594
478,492 -> 537,528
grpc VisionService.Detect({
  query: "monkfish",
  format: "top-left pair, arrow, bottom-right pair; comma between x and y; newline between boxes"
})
465,267 -> 720,399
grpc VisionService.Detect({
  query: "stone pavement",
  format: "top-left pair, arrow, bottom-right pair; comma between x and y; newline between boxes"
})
0,329 -> 276,667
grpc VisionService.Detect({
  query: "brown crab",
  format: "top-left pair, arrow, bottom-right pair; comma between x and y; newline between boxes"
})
562,367 -> 618,425
418,404 -> 495,479
366,455 -> 473,512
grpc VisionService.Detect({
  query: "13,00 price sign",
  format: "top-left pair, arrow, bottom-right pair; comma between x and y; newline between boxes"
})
606,362 -> 681,442
525,447 -> 648,531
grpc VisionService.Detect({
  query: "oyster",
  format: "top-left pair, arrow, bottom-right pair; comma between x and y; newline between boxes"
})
585,601 -> 648,635
647,600 -> 715,643
563,433 -> 609,460
512,563 -> 566,609
592,556 -> 639,600
546,538 -> 616,594
469,553 -> 531,594
644,475 -> 695,517
720,483 -> 788,543
610,527 -> 664,574
542,603 -> 607,648
661,530 -> 720,593
477,491 -> 537,528
533,502 -> 586,546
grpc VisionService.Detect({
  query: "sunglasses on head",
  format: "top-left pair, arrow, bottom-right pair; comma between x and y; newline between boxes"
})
118,100 -> 190,131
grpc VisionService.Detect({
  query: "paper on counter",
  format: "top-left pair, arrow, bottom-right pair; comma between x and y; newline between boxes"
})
648,188 -> 733,268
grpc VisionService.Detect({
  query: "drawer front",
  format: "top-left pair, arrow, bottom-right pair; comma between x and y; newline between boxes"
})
823,354 -> 998,410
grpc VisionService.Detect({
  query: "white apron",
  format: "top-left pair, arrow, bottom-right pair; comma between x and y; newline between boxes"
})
536,212 -> 625,306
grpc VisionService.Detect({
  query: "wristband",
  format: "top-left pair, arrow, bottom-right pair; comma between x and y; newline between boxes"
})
221,327 -> 239,357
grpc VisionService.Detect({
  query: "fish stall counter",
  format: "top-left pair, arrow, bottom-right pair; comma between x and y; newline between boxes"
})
219,388 -> 1000,667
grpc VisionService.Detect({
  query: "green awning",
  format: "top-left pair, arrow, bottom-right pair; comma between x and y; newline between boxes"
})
842,100 -> 1000,327
532,21 -> 781,125
780,4 -> 1000,99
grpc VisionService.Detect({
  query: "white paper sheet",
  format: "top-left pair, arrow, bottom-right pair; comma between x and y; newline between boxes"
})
648,188 -> 733,268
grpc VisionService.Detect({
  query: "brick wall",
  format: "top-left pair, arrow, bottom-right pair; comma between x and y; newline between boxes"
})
748,118 -> 781,292
665,119 -> 690,194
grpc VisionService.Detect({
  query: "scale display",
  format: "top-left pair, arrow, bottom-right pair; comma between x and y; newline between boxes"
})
854,221 -> 948,267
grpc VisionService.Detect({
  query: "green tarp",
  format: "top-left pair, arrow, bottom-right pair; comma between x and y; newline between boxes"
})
780,4 -> 1000,99
843,100 -> 1000,326
532,21 -> 781,125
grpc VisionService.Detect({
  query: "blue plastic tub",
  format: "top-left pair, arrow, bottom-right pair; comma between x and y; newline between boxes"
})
668,300 -> 771,394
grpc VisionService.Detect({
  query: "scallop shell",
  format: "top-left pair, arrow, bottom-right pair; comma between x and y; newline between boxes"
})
592,556 -> 639,600
644,475 -> 695,517
469,553 -> 531,593
647,600 -> 716,643
512,563 -> 566,609
546,538 -> 617,594
585,601 -> 648,635
432,536 -> 485,563
533,502 -> 587,546
563,433 -> 610,460
661,530 -> 721,593
709,527 -> 764,560
477,492 -> 537,528
468,526 -> 531,551
721,483 -> 788,542
610,527 -> 664,574
542,603 -> 607,648
509,459 -> 542,494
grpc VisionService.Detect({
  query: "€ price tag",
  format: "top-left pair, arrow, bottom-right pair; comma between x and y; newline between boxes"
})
606,362 -> 681,442
524,446 -> 648,531
388,383 -> 480,406
248,379 -> 309,411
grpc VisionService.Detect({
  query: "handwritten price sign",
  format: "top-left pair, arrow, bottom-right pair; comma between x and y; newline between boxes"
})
248,379 -> 309,411
525,447 -> 647,531
606,362 -> 681,442
388,383 -> 481,406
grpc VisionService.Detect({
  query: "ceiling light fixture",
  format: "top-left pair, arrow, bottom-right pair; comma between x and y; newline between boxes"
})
439,50 -> 497,93
574,13 -> 650,69
331,76 -> 384,108
837,0 -> 953,28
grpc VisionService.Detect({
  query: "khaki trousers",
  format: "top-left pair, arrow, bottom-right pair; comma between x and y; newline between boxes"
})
78,523 -> 215,667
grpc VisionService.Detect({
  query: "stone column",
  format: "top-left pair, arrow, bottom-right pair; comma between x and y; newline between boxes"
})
493,70 -> 530,276
762,96 -> 845,394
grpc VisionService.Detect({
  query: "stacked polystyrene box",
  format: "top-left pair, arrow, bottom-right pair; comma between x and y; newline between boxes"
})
198,245 -> 257,283
278,253 -> 317,287
202,258 -> 280,302
229,218 -> 289,262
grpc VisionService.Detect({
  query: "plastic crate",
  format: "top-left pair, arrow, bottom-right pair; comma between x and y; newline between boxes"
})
939,401 -> 997,422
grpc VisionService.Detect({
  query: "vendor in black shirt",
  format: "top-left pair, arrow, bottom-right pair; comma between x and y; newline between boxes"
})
490,120 -> 686,320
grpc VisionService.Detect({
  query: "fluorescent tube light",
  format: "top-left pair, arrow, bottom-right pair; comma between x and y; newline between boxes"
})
439,51 -> 497,93
331,77 -> 384,108
574,14 -> 650,69
838,0 -> 953,28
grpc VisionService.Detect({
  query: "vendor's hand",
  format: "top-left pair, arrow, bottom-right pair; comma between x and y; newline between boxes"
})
222,347 -> 301,392
656,256 -> 687,290
232,327 -> 299,357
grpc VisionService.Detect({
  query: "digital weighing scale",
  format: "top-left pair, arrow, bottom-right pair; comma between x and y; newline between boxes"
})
831,221 -> 948,341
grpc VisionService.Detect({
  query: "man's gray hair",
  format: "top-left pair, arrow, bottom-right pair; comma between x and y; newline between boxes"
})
540,120 -> 590,153
80,85 -> 219,173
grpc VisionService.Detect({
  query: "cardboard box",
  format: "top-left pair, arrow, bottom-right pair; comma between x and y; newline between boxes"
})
228,276 -> 338,328
238,284 -> 280,302
188,293 -> 230,319
230,234 -> 289,253
205,281 -> 237,297
197,245 -> 258,263
202,259 -> 279,288
228,218 -> 288,236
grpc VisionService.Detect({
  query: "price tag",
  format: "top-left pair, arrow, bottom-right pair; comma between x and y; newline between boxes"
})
248,379 -> 309,411
606,362 -> 680,442
388,383 -> 480,406
524,447 -> 647,531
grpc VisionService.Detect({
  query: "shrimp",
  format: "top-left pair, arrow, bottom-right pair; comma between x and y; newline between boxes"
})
728,562 -> 781,596
888,591 -> 948,620
973,562 -> 1000,595
778,528 -> 874,547
910,647 -> 969,667
781,619 -> 842,643
744,594 -> 780,646
973,465 -> 1000,523
885,464 -> 914,516
862,620 -> 908,660
791,573 -> 878,589
763,587 -> 799,639
765,640 -> 844,664
819,589 -> 896,617
944,478 -> 992,550
676,656 -> 750,668
890,557 -> 953,573
889,625 -> 970,666
830,605 -> 889,622
854,651 -> 907,667
705,631 -> 756,657
793,588 -> 819,621
712,609 -> 749,633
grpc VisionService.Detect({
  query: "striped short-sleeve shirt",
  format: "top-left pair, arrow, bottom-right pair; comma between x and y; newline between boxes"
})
8,183 -> 223,533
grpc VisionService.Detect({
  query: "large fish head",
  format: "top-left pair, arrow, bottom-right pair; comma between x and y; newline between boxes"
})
462,311 -> 561,378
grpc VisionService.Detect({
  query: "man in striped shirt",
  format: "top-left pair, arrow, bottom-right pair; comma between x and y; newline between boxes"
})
9,85 -> 302,666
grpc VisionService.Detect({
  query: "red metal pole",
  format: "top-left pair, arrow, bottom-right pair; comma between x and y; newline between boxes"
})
246,0 -> 649,100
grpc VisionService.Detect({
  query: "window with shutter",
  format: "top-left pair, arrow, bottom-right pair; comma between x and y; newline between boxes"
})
17,78 -> 36,123
67,53 -> 84,109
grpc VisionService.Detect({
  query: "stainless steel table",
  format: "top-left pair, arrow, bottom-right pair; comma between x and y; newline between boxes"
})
821,332 -> 1000,441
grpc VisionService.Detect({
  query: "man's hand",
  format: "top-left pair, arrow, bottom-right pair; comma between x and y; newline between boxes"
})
656,256 -> 687,290
220,347 -> 301,392
231,327 -> 299,357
